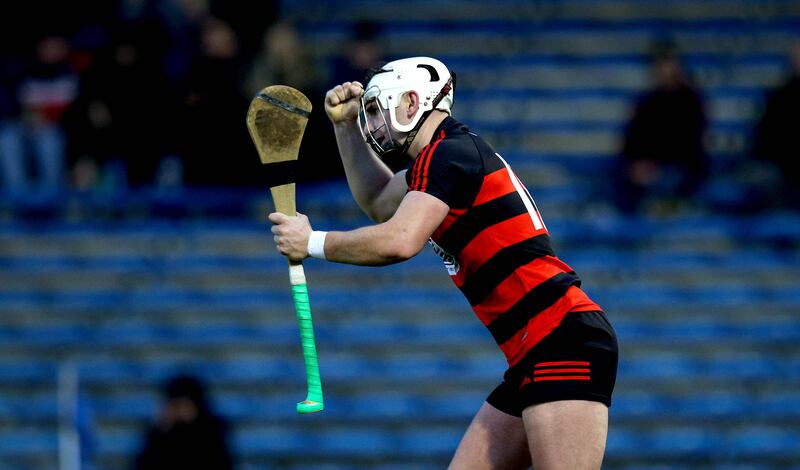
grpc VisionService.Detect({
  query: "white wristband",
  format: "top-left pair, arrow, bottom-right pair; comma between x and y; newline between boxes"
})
307,231 -> 328,260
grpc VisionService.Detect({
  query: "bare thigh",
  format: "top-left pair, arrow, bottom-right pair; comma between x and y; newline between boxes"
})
448,401 -> 531,470
522,400 -> 608,470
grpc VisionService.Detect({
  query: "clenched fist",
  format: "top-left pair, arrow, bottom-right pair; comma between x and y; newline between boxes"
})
324,81 -> 364,124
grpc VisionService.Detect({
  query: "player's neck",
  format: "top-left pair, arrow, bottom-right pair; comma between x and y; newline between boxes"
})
406,111 -> 448,158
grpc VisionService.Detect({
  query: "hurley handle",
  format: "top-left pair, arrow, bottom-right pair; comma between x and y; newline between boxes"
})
272,183 -> 324,414
289,265 -> 323,413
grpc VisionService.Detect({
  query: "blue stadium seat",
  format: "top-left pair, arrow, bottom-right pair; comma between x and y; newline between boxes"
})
0,362 -> 57,383
0,431 -> 57,457
0,395 -> 57,421
728,428 -> 800,457
646,427 -> 723,457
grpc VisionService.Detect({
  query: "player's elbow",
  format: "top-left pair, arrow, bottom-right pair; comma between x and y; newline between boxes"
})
364,206 -> 389,224
380,233 -> 424,262
364,201 -> 396,224
394,239 -> 422,261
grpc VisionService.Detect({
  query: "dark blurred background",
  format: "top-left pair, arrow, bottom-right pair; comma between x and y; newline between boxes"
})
1,1 -> 799,469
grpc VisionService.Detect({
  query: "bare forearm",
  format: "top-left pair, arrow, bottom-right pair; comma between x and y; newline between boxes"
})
334,121 -> 394,218
323,223 -> 419,266
319,192 -> 447,266
270,192 -> 448,267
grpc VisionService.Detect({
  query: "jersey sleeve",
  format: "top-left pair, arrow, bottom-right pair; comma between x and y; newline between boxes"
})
405,138 -> 480,209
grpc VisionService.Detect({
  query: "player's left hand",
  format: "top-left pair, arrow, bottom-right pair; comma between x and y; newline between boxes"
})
268,212 -> 312,262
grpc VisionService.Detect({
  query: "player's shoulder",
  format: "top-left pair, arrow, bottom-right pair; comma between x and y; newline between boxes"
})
427,118 -> 480,162
406,117 -> 484,184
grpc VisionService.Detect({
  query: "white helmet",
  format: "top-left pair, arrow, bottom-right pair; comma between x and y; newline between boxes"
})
359,57 -> 455,157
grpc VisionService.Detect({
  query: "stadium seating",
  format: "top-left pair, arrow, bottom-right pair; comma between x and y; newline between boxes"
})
2,206 -> 799,469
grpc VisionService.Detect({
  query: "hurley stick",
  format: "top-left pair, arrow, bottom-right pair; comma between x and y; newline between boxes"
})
246,85 -> 323,414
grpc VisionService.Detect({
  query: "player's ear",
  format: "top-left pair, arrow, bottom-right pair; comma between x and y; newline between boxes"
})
405,91 -> 420,119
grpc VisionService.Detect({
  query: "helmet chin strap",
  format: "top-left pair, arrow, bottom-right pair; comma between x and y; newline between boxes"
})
391,75 -> 454,159
392,110 -> 430,158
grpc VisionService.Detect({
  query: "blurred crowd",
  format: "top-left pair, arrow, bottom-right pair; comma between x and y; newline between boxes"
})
616,39 -> 800,214
0,0 -> 797,213
0,0 -> 365,201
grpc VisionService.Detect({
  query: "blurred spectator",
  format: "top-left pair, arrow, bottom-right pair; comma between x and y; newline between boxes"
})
331,21 -> 385,86
210,1 -> 278,64
135,375 -> 234,470
177,16 -> 258,187
159,0 -> 211,83
246,21 -> 341,182
0,34 -> 78,201
65,12 -> 174,190
0,48 -> 25,196
245,21 -> 321,98
329,21 -> 415,172
750,39 -> 800,209
616,41 -> 708,214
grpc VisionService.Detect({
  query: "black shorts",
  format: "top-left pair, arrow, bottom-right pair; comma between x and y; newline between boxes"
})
486,310 -> 618,417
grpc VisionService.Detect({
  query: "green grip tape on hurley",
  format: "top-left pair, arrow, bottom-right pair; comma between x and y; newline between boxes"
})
291,283 -> 324,413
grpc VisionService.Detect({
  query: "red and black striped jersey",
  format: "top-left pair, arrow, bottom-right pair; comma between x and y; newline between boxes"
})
405,117 -> 602,367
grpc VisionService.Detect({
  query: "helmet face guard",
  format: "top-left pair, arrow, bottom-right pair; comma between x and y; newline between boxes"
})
358,57 -> 455,159
358,86 -> 399,157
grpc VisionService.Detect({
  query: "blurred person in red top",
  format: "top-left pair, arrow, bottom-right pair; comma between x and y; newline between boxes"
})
0,34 -> 78,201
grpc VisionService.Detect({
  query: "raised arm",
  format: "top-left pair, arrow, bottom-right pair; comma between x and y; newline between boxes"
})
325,82 -> 406,222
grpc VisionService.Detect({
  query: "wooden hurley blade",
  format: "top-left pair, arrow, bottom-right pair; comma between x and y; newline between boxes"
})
246,85 -> 312,216
246,85 -> 311,166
